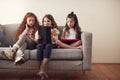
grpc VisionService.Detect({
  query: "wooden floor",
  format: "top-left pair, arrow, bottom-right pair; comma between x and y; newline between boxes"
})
0,63 -> 119,80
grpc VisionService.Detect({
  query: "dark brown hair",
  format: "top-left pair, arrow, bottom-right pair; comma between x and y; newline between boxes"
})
64,11 -> 81,39
42,14 -> 58,29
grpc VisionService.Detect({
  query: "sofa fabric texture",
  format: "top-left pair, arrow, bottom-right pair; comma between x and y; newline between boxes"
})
0,24 -> 92,75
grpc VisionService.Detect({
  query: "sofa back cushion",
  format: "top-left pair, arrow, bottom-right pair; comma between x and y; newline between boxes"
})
1,24 -> 64,47
1,24 -> 18,47
57,26 -> 64,39
0,25 -> 4,41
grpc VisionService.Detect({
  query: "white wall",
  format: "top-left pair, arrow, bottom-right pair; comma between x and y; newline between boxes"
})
0,0 -> 120,63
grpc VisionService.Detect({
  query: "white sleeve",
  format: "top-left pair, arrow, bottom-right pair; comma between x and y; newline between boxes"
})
63,27 -> 66,32
34,30 -> 40,42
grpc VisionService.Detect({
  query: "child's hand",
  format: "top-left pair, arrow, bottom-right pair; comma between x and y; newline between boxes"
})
52,36 -> 56,42
51,28 -> 57,36
28,33 -> 35,41
25,24 -> 30,30
27,28 -> 35,40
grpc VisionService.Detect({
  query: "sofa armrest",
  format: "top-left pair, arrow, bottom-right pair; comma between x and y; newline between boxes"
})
81,31 -> 92,70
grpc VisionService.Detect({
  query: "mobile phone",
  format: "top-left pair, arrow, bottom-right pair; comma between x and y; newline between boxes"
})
26,24 -> 31,28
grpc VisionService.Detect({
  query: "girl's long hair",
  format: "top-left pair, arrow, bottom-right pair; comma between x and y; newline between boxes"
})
64,12 -> 81,39
42,14 -> 58,29
15,12 -> 39,40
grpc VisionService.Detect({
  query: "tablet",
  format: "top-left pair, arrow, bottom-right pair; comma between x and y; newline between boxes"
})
38,26 -> 51,44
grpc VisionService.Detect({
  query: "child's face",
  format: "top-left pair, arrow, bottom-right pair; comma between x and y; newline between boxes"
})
26,17 -> 35,27
66,18 -> 75,28
43,17 -> 52,27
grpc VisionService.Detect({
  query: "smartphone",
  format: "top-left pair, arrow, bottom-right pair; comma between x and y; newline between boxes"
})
26,24 -> 31,28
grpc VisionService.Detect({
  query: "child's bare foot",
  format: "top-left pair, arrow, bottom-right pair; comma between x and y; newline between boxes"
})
76,45 -> 82,49
37,71 -> 48,80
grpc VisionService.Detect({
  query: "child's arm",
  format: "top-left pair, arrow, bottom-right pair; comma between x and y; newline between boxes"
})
60,31 -> 65,40
55,28 -> 60,35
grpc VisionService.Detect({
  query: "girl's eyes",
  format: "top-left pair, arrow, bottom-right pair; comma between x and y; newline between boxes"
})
29,19 -> 34,22
45,20 -> 50,22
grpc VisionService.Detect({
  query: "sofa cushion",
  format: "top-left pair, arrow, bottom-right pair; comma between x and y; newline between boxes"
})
29,49 -> 37,60
0,25 -> 63,47
0,25 -> 4,46
0,26 -> 4,41
1,24 -> 18,47
0,32 -> 4,42
29,49 -> 83,60
51,49 -> 83,60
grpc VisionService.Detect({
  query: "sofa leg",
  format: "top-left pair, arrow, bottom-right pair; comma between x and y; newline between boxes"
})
81,61 -> 84,73
82,70 -> 91,80
88,70 -> 91,80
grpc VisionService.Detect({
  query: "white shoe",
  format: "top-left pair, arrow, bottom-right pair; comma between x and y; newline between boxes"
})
14,57 -> 25,65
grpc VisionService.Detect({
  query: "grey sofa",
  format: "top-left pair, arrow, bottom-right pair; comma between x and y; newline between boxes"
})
0,24 -> 92,76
